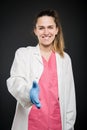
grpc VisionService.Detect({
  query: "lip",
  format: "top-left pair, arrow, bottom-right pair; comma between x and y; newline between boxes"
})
43,37 -> 50,39
42,35 -> 51,39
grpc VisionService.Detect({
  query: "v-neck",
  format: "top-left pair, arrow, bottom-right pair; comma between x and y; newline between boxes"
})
42,51 -> 54,63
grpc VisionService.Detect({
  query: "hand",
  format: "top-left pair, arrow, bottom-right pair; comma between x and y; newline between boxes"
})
30,81 -> 41,108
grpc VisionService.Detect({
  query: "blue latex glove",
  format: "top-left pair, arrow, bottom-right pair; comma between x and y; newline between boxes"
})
30,81 -> 41,109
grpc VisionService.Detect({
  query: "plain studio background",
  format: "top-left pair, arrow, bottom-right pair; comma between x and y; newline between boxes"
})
0,1 -> 86,130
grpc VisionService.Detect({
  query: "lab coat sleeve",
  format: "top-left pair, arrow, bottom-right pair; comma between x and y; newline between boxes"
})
6,48 -> 32,108
66,55 -> 76,130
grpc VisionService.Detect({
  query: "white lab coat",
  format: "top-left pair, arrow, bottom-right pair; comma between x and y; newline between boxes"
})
6,44 -> 76,130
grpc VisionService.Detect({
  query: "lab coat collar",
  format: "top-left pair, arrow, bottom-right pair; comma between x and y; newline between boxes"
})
33,44 -> 43,64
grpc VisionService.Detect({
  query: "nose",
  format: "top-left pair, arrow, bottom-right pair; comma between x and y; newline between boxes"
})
44,28 -> 49,35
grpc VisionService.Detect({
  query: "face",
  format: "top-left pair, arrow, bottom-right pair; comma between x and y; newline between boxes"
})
34,16 -> 58,46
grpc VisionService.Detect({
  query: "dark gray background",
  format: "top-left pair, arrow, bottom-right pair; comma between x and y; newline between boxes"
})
0,1 -> 86,130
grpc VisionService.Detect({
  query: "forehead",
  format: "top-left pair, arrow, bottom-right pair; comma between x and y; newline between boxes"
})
36,16 -> 55,26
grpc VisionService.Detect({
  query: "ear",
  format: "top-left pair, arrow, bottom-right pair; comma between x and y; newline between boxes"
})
34,28 -> 37,36
55,27 -> 58,35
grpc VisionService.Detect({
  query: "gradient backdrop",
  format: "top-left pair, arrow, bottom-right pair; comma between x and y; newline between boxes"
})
0,1 -> 86,130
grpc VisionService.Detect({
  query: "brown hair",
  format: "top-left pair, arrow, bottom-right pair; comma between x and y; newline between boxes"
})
33,9 -> 65,57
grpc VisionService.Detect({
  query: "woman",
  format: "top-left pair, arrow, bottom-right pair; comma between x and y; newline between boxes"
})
6,9 -> 76,130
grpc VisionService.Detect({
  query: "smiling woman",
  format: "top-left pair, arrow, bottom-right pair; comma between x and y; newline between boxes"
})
34,16 -> 58,61
33,9 -> 65,58
6,9 -> 76,130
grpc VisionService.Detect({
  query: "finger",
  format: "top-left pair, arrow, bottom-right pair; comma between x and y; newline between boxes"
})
36,103 -> 41,109
32,81 -> 38,88
33,99 -> 41,108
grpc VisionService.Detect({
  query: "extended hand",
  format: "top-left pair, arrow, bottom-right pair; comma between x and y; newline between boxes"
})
30,81 -> 41,108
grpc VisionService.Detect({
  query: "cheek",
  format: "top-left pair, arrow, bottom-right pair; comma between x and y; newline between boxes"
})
54,28 -> 58,35
50,29 -> 57,35
51,32 -> 57,38
35,31 -> 43,37
34,29 -> 40,36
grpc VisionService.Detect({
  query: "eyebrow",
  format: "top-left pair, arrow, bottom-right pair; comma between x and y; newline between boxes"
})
36,25 -> 54,28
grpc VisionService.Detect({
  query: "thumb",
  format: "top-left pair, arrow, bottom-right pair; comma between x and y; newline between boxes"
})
32,81 -> 39,89
33,95 -> 41,109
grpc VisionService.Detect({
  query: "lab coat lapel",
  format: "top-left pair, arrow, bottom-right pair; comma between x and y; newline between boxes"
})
31,44 -> 43,82
56,53 -> 65,100
56,53 -> 63,95
33,44 -> 43,65
56,53 -> 64,130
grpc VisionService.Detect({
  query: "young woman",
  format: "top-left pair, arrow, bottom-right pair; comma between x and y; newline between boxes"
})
6,9 -> 76,130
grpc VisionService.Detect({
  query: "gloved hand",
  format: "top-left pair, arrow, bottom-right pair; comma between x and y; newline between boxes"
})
30,81 -> 41,109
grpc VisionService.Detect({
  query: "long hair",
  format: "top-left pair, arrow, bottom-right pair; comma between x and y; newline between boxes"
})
33,9 -> 65,57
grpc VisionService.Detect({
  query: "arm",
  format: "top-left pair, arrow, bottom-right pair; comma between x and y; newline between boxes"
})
6,48 -> 32,108
66,56 -> 76,130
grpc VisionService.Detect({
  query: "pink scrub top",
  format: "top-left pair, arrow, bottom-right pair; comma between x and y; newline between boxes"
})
28,52 -> 62,130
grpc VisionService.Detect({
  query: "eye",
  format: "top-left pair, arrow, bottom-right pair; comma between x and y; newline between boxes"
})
48,26 -> 54,29
39,28 -> 43,30
38,27 -> 44,30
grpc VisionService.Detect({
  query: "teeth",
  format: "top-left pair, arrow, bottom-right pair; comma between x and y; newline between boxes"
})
43,37 -> 49,39
42,36 -> 50,38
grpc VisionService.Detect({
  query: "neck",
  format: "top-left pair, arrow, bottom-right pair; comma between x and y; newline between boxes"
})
39,44 -> 53,61
39,44 -> 53,53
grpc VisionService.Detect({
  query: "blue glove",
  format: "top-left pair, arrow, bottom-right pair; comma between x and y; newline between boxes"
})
30,81 -> 41,109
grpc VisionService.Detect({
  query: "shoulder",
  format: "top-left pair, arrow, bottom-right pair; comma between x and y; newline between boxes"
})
63,52 -> 73,69
15,45 -> 37,56
57,51 -> 72,67
64,52 -> 71,62
57,51 -> 71,62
